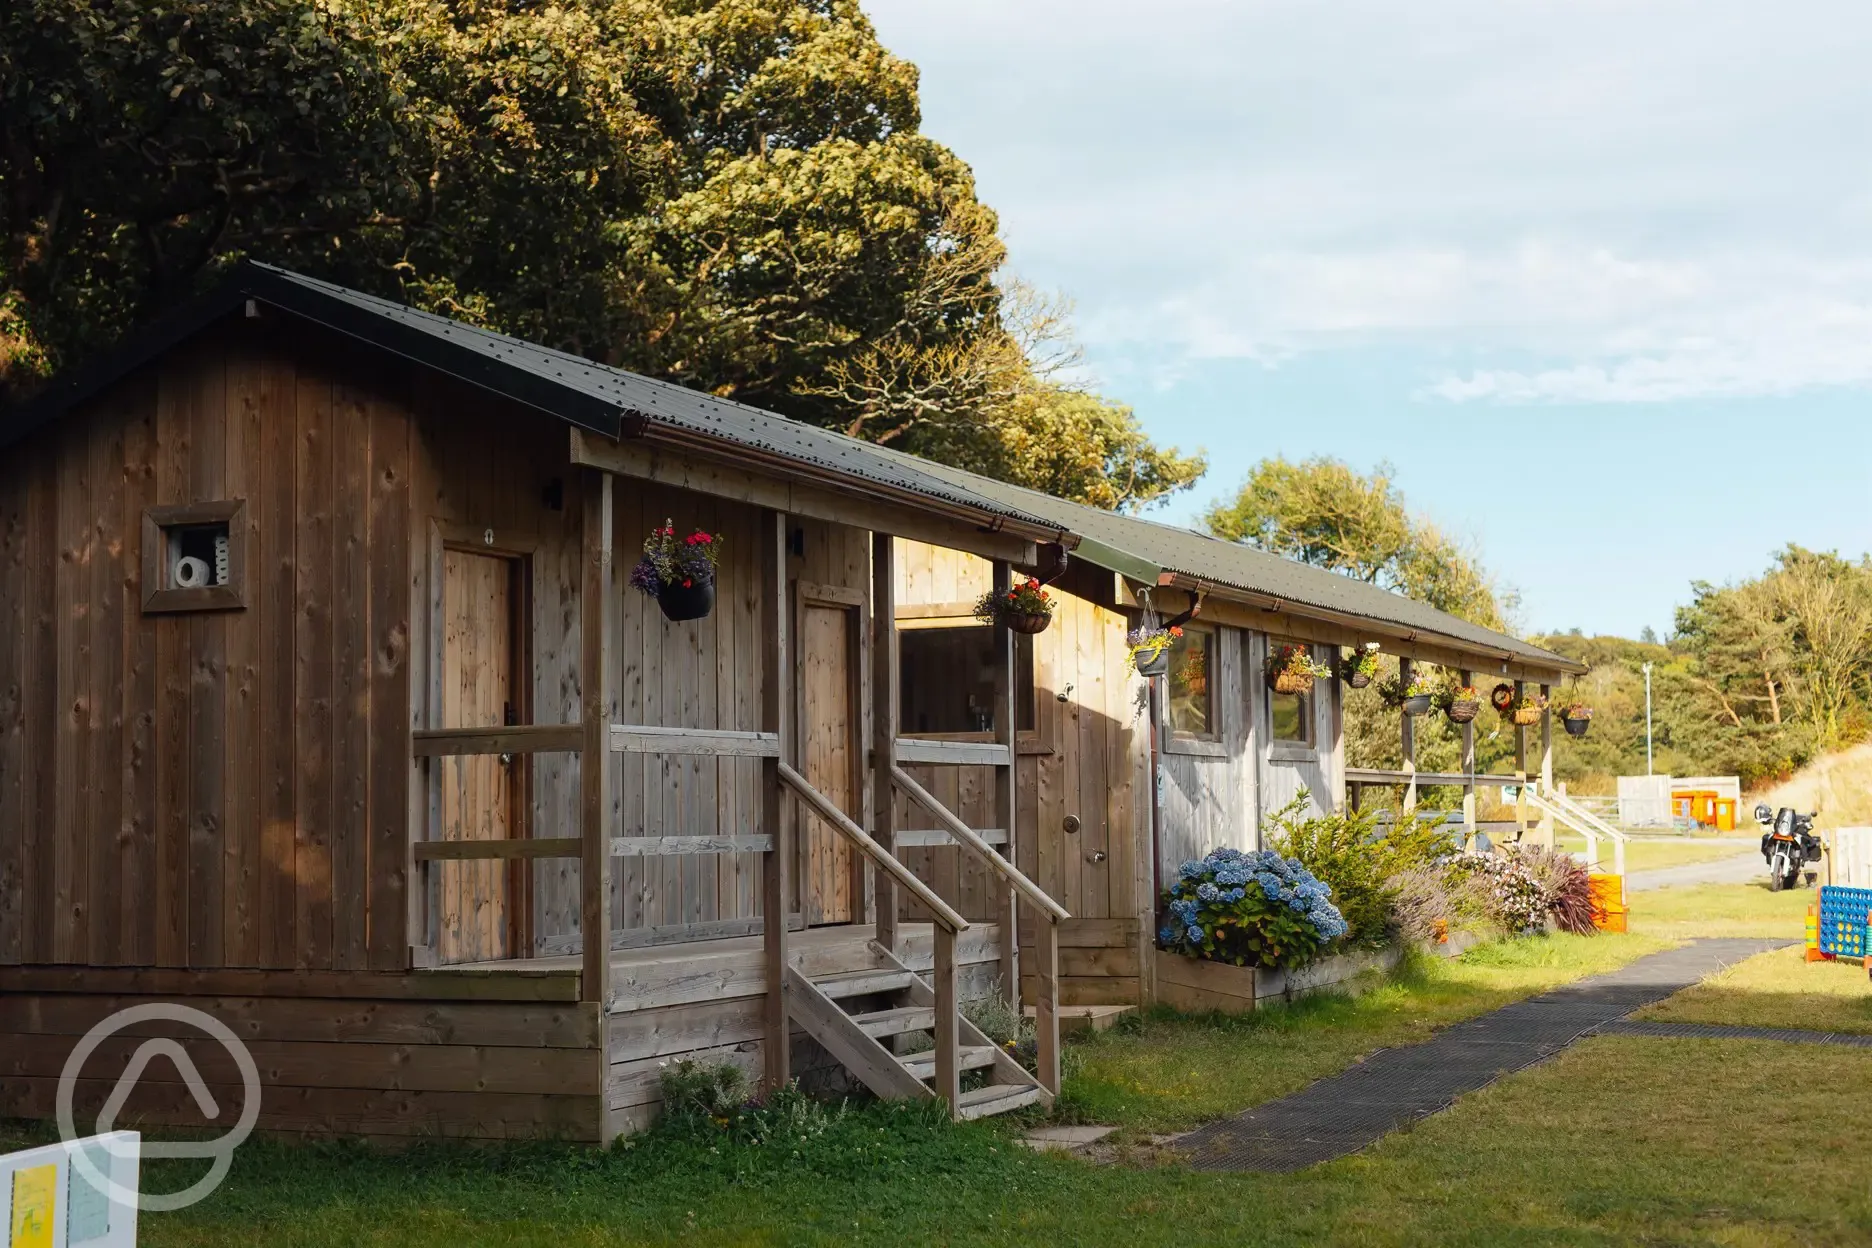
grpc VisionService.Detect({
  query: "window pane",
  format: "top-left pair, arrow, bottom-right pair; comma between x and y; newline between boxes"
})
899,625 -> 1035,734
1271,690 -> 1310,742
1168,630 -> 1213,737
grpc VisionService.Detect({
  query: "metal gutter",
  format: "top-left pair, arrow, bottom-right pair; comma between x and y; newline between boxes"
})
1156,571 -> 1587,676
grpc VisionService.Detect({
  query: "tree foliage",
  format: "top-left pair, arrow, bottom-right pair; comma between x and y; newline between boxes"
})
1202,456 -> 1509,629
0,0 -> 1198,509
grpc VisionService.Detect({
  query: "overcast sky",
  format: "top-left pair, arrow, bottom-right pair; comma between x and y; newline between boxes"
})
864,0 -> 1872,639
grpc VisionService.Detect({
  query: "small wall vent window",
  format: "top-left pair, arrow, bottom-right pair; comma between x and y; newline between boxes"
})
143,501 -> 246,613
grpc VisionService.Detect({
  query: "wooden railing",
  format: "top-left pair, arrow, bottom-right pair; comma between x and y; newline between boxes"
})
890,764 -> 1068,1095
778,760 -> 970,1103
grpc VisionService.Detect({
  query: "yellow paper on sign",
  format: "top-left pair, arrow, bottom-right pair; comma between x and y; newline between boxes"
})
9,1164 -> 57,1248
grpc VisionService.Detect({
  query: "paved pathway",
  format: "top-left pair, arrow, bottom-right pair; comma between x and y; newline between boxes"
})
1175,938 -> 1790,1172
1626,847 -> 1765,892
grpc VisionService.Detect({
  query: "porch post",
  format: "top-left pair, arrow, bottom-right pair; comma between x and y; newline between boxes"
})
1537,682 -> 1555,849
992,560 -> 1020,1008
579,469 -> 613,1010
761,510 -> 793,1091
1399,657 -> 1417,813
871,532 -> 900,951
1513,678 -> 1529,838
1460,668 -> 1477,843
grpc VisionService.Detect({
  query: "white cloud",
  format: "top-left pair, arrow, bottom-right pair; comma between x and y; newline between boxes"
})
864,0 -> 1872,404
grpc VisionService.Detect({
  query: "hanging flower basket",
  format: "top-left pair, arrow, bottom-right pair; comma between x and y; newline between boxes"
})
1379,670 -> 1435,715
1489,682 -> 1516,714
1128,624 -> 1180,677
1340,649 -> 1380,689
657,574 -> 715,622
1266,643 -> 1330,695
1562,703 -> 1593,737
1437,682 -> 1481,724
630,519 -> 721,623
975,578 -> 1054,635
1506,693 -> 1546,727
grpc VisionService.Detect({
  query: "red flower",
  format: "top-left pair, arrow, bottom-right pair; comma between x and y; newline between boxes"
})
682,578 -> 693,588
1170,625 -> 1184,637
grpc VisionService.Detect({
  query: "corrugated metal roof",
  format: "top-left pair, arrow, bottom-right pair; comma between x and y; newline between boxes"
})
0,263 -> 1068,539
246,266 -> 1069,537
862,447 -> 1579,672
1,262 -> 1577,673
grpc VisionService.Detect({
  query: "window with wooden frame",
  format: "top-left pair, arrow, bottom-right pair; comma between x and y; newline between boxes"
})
898,620 -> 1036,736
141,501 -> 246,613
1165,626 -> 1217,740
1268,637 -> 1316,750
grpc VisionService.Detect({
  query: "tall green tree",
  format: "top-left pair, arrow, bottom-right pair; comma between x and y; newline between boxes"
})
0,0 -> 1198,509
1202,456 -> 1509,629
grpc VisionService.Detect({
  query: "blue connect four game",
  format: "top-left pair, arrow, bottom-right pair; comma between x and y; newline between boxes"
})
1816,885 -> 1872,959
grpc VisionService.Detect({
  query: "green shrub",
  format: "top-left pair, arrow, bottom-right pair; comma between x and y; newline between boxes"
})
656,1059 -> 845,1145
1265,797 -> 1461,947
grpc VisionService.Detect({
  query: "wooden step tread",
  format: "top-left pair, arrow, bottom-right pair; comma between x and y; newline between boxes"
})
813,969 -> 915,999
956,1083 -> 1047,1120
900,1045 -> 1000,1079
849,1005 -> 936,1038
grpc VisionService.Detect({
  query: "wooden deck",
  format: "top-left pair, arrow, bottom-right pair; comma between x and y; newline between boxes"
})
437,922 -> 1006,1132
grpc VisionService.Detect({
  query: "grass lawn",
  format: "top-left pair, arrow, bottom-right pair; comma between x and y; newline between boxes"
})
10,881 -> 1849,1246
1636,944 -> 1872,1034
1060,930 -> 1668,1133
1554,831 -> 1756,874
8,1033 -> 1868,1246
1626,879 -> 1812,939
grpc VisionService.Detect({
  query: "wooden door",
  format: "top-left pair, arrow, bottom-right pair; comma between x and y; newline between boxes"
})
798,597 -> 861,925
439,549 -> 520,963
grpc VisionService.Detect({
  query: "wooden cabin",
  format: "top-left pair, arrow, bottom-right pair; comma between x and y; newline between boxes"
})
0,264 -> 1581,1143
880,463 -> 1585,1011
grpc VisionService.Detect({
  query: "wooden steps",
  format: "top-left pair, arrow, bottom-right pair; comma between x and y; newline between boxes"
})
958,1084 -> 1048,1120
901,1045 -> 1000,1079
815,969 -> 916,1000
851,1004 -> 936,1038
1025,1003 -> 1135,1036
785,945 -> 1052,1121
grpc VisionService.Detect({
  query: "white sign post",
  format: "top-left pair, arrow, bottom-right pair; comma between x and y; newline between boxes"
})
1,1132 -> 140,1247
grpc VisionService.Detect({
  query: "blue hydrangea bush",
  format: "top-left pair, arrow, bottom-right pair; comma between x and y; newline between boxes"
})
1158,848 -> 1349,969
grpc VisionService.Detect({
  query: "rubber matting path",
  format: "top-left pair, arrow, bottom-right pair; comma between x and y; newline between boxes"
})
1175,938 -> 1790,1172
1595,1018 -> 1872,1048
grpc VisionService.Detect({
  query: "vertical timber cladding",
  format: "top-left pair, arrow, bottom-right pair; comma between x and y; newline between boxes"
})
0,320 -> 414,973
891,540 -> 1151,1006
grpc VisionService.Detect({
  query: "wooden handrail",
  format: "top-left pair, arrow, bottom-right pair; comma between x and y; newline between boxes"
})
891,766 -> 1069,925
413,725 -> 582,756
610,725 -> 781,757
893,738 -> 1013,767
777,762 -> 968,934
1347,767 -> 1527,788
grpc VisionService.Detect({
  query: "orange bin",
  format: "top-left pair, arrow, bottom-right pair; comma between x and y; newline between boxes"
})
1589,874 -> 1628,933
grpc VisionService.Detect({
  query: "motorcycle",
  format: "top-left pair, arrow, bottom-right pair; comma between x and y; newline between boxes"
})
1754,803 -> 1821,892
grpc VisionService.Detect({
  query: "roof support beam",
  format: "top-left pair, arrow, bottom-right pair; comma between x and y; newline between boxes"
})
1149,580 -> 1578,683
570,429 -> 1041,566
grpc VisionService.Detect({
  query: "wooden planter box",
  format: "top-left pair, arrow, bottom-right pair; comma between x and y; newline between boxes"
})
1152,933 -> 1483,1013
1152,950 -> 1259,1014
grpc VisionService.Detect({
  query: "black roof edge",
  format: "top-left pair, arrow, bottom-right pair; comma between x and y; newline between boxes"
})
0,263 -> 625,453
0,279 -> 247,452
